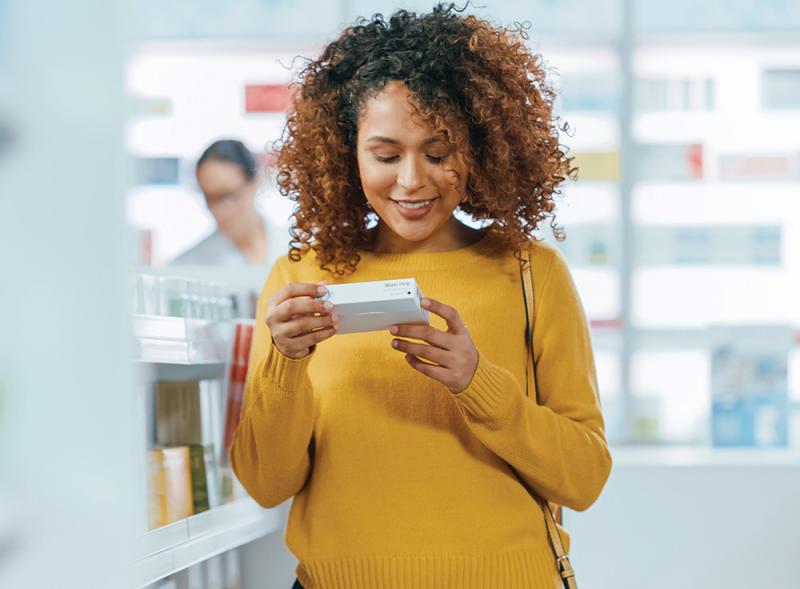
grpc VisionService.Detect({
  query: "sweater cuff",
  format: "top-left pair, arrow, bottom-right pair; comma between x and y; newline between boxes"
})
260,342 -> 313,392
452,355 -> 515,423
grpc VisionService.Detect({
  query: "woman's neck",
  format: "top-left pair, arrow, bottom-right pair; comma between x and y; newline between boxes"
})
368,218 -> 484,254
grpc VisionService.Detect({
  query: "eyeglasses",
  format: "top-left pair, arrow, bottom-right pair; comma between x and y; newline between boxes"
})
204,180 -> 251,211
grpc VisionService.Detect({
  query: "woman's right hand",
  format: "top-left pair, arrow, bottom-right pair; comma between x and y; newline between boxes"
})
266,283 -> 338,359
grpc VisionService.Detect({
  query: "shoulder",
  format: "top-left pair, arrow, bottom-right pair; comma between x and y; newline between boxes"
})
526,238 -> 572,291
527,236 -> 564,268
527,236 -> 561,258
170,233 -> 235,265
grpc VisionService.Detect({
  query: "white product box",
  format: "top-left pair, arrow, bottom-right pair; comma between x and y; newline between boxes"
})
317,278 -> 430,334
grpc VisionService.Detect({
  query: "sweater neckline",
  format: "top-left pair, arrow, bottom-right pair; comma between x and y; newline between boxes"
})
355,226 -> 505,271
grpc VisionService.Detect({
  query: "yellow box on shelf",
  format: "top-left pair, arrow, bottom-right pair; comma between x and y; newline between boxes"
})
571,150 -> 620,182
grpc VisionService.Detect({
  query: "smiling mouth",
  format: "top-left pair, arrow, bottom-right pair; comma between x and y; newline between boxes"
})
391,197 -> 439,209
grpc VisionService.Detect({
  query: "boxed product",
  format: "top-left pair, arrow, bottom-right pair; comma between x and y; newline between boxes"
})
318,278 -> 429,334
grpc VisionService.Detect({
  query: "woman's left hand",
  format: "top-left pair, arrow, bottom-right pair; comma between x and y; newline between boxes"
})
390,297 -> 479,394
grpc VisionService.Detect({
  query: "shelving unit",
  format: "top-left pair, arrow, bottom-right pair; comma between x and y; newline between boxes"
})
137,499 -> 284,587
611,446 -> 800,468
542,23 -> 800,445
133,311 -> 280,587
133,314 -> 234,365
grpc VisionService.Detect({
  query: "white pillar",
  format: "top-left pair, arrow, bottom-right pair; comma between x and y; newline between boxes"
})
0,1 -> 136,588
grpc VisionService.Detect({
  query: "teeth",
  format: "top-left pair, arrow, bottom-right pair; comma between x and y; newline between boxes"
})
395,199 -> 433,209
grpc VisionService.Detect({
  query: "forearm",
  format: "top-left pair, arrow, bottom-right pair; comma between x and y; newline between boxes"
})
230,345 -> 315,508
454,356 -> 612,511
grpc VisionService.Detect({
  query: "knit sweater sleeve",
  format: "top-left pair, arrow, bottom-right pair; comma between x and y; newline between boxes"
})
452,244 -> 612,511
229,260 -> 316,508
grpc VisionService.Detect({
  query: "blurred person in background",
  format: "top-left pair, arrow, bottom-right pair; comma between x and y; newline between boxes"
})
171,138 -> 285,266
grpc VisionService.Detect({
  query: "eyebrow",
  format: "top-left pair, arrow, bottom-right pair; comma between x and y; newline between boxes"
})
366,136 -> 442,146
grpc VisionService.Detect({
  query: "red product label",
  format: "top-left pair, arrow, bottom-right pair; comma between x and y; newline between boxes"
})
687,144 -> 703,179
245,84 -> 293,113
223,323 -> 257,458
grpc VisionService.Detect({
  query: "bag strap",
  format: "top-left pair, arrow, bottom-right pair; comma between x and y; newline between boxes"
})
520,245 -> 578,589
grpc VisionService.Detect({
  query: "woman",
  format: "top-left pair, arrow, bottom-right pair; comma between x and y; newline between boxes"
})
231,5 -> 611,588
171,139 -> 285,267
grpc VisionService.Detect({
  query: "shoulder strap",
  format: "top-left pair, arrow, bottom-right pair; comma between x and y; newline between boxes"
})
520,246 -> 536,402
519,244 -> 578,589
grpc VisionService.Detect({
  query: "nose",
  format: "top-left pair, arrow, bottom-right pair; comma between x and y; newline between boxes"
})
396,154 -> 426,193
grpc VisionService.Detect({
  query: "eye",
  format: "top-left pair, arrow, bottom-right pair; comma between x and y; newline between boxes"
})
375,155 -> 399,163
425,155 -> 445,164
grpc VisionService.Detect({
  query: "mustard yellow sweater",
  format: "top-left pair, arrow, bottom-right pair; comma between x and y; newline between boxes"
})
231,229 -> 612,589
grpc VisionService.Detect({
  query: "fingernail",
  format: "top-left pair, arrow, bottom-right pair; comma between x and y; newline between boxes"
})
323,301 -> 334,311
332,312 -> 339,322
390,325 -> 398,334
421,298 -> 431,308
318,286 -> 327,295
392,339 -> 399,348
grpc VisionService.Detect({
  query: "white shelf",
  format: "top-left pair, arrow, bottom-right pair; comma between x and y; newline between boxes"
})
612,446 -> 800,468
587,326 -> 800,351
137,498 -> 282,587
133,315 -> 233,365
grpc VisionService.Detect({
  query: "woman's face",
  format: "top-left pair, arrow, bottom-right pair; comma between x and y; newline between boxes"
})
356,81 -> 468,250
196,160 -> 257,234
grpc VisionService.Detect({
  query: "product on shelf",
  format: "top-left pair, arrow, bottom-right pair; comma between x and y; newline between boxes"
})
635,77 -> 714,112
155,379 -> 224,509
633,225 -> 782,266
635,143 -> 703,181
220,322 -> 255,502
135,156 -> 181,186
139,228 -> 153,266
155,380 -> 226,448
188,444 -> 210,515
147,444 -> 212,529
710,326 -> 793,447
244,83 -> 293,113
204,444 -> 221,509
570,150 -> 620,182
547,224 -> 616,266
559,73 -> 620,112
719,153 -> 794,180
222,323 -> 255,456
147,447 -> 194,529
133,272 -> 235,320
762,68 -> 800,110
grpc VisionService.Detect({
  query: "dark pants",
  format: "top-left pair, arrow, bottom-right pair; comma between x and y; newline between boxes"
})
292,580 -> 304,589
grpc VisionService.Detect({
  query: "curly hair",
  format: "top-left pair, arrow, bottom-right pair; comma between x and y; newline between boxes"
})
275,3 -> 573,277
